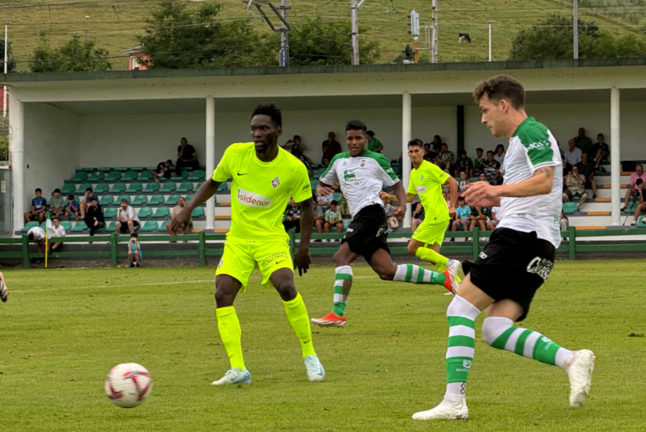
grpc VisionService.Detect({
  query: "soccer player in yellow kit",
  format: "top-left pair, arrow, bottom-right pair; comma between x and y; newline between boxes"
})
383,139 -> 460,276
172,104 -> 324,385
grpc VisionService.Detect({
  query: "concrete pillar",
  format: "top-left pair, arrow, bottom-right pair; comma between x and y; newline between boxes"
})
205,96 -> 215,231
610,87 -> 620,226
402,91 -> 412,228
9,94 -> 23,234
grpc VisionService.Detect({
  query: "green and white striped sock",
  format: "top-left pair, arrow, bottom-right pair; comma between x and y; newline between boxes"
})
394,264 -> 445,285
444,295 -> 481,403
482,317 -> 573,369
332,266 -> 352,317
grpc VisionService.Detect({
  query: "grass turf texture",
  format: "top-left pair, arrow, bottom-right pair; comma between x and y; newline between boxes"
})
0,262 -> 644,431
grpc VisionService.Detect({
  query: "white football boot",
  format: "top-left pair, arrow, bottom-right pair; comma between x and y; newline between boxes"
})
211,368 -> 252,386
567,349 -> 595,407
304,355 -> 325,382
412,399 -> 469,420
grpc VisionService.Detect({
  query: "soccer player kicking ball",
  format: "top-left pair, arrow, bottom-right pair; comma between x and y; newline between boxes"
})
172,104 -> 324,385
412,75 -> 595,421
311,121 -> 459,328
381,138 -> 461,277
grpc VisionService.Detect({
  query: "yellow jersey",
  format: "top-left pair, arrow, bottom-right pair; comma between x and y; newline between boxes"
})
212,143 -> 312,242
407,160 -> 450,224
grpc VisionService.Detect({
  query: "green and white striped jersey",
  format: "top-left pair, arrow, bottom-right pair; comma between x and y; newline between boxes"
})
320,150 -> 399,217
498,116 -> 563,248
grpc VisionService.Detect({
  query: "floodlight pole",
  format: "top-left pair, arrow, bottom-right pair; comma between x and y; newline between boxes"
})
488,21 -> 493,62
351,0 -> 366,66
431,0 -> 438,63
279,0 -> 289,67
573,0 -> 579,59
3,23 -> 7,118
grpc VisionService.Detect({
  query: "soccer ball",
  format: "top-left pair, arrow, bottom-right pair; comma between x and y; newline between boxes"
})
104,363 -> 152,408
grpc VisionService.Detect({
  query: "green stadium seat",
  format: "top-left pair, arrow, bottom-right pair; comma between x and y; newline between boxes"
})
61,184 -> 76,194
139,170 -> 153,181
105,171 -> 122,182
217,182 -> 227,192
143,183 -> 160,193
22,221 -> 39,233
186,194 -> 194,202
71,221 -> 88,232
160,182 -> 176,193
104,208 -> 118,218
111,183 -> 126,193
105,221 -> 116,231
563,202 -> 578,214
39,222 -> 48,230
60,221 -> 72,231
77,183 -> 92,193
637,215 -> 646,228
310,179 -> 318,189
191,207 -> 205,218
122,171 -> 138,181
117,194 -> 131,204
114,167 -> 129,172
140,220 -> 159,232
70,171 -> 88,182
130,167 -> 146,172
165,195 -> 180,206
333,192 -> 343,201
153,207 -> 170,218
626,201 -> 638,212
148,195 -> 164,205
88,172 -> 105,181
99,195 -> 114,206
132,195 -> 148,205
187,170 -> 205,180
177,182 -> 194,193
137,207 -> 153,218
94,183 -> 109,194
171,171 -> 188,181
79,167 -> 95,172
127,183 -> 143,193
97,167 -> 112,172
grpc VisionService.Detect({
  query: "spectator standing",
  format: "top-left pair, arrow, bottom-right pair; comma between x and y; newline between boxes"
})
49,217 -> 66,253
64,194 -> 80,222
576,153 -> 597,199
176,137 -> 200,175
563,166 -> 588,211
115,199 -> 141,234
79,187 -> 98,218
590,133 -> 610,168
482,151 -> 502,185
631,179 -> 646,225
451,197 -> 471,238
84,197 -> 105,236
128,233 -> 142,268
27,225 -> 47,255
574,127 -> 593,155
473,148 -> 485,175
24,188 -> 47,224
455,150 -> 474,177
623,163 -> 646,211
366,130 -> 384,153
563,139 -> 582,167
49,188 -> 66,219
321,132 -> 342,166
493,144 -> 506,164
439,143 -> 454,173
151,159 -> 173,183
324,200 -> 343,234
166,196 -> 192,240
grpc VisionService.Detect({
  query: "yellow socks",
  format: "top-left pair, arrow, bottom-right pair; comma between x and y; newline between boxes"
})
284,293 -> 316,358
415,246 -> 449,268
216,306 -> 245,370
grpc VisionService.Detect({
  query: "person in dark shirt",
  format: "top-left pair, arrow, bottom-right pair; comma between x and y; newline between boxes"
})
24,188 -> 47,224
590,133 -> 610,168
321,132 -> 341,166
176,137 -> 200,175
576,153 -> 597,199
84,197 -> 105,236
482,151 -> 502,185
151,159 -> 173,182
454,150 -> 474,178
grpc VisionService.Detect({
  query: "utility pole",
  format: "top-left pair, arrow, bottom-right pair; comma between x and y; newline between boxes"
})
408,10 -> 420,64
351,0 -> 366,66
573,0 -> 579,59
431,0 -> 438,63
3,23 -> 7,118
488,21 -> 493,62
245,0 -> 291,67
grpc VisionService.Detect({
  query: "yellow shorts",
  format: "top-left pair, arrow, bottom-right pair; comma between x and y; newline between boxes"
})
412,220 -> 448,246
215,240 -> 293,291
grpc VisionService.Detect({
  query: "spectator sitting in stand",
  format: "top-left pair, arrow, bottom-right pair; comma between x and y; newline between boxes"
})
167,196 -> 192,241
64,194 -> 80,222
451,196 -> 471,240
411,199 -> 425,233
324,200 -> 343,235
27,225 -> 47,257
115,198 -> 140,234
454,150 -> 474,177
299,154 -> 313,177
49,188 -> 66,219
631,179 -> 645,225
576,153 -> 597,199
590,133 -> 610,168
574,127 -> 593,155
431,135 -> 443,154
457,171 -> 468,197
312,198 -> 324,240
473,148 -> 485,175
128,233 -> 142,268
321,132 -> 342,166
493,144 -> 506,164
622,163 -> 646,211
564,138 -> 582,167
79,187 -> 98,218
24,188 -> 47,224
84,197 -> 105,236
283,198 -> 301,233
423,143 -> 436,162
439,143 -> 454,173
468,205 -> 485,232
176,137 -> 200,175
562,154 -> 573,179
482,150 -> 502,185
49,217 -> 66,253
487,206 -> 500,231
366,130 -> 384,153
563,165 -> 588,211
478,172 -> 487,183
151,159 -> 173,183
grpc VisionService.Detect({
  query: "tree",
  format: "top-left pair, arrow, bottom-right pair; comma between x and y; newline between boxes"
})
286,18 -> 380,66
29,33 -> 111,73
0,37 -> 17,73
137,0 -> 275,69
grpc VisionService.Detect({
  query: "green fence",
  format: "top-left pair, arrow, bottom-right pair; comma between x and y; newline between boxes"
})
2,226 -> 645,269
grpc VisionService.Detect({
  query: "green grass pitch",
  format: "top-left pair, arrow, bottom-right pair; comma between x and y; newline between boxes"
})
1,261 -> 645,431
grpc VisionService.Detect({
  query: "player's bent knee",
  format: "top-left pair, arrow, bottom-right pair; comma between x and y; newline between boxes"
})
481,316 -> 514,346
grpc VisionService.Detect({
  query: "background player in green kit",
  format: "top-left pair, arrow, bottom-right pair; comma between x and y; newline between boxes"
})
172,104 -> 324,385
382,138 -> 460,277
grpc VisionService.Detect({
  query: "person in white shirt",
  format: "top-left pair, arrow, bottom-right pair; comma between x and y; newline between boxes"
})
563,138 -> 582,166
493,144 -> 506,164
115,199 -> 141,234
49,217 -> 66,252
27,226 -> 47,254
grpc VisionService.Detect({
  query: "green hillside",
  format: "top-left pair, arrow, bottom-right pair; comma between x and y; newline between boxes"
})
1,0 -> 642,71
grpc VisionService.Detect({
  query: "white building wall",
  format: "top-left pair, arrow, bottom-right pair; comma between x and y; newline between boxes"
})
23,103 -> 79,205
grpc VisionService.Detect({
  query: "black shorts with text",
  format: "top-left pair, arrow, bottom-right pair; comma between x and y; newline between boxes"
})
342,204 -> 390,262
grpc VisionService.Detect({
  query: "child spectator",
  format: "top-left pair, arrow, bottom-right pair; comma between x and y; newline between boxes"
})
283,198 -> 301,233
24,188 -> 47,224
151,159 -> 173,183
451,197 -> 471,239
457,171 -> 468,197
473,148 -> 485,175
590,133 -> 609,168
80,187 -> 98,218
631,179 -> 645,225
49,188 -> 66,219
478,172 -> 487,182
128,233 -> 142,268
382,195 -> 398,233
468,206 -> 486,232
49,217 -> 66,253
622,164 -> 646,211
64,194 -> 80,222
324,200 -> 343,234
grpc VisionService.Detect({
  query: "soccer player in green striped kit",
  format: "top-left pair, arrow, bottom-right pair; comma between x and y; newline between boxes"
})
412,75 -> 595,420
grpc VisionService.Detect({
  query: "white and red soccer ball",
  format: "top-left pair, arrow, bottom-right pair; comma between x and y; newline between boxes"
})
104,363 -> 152,408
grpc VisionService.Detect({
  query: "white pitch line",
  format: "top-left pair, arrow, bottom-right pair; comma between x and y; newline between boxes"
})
11,279 -> 216,294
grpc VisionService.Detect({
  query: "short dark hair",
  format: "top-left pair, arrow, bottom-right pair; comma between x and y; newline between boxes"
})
53,188 -> 61,193
28,232 -> 34,241
252,103 -> 282,127
35,188 -> 42,193
52,216 -> 59,221
408,138 -> 424,148
597,133 -> 604,138
67,194 -> 75,200
476,147 -> 483,152
473,75 -> 525,109
166,159 -> 173,164
637,179 -> 644,186
85,187 -> 93,192
366,130 -> 375,137
346,120 -> 367,133
331,200 -> 338,206
458,196 -> 465,201
459,149 -> 467,156
495,144 -> 505,152
487,150 -> 494,155
131,233 -> 138,238
90,197 -> 98,202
